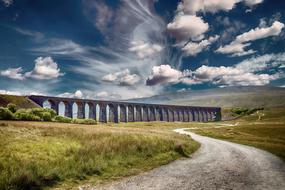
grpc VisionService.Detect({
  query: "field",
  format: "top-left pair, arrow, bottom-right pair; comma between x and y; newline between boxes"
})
187,108 -> 285,160
1,106 -> 284,189
0,121 -> 199,190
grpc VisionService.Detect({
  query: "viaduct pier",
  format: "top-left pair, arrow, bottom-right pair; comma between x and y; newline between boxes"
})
28,95 -> 222,123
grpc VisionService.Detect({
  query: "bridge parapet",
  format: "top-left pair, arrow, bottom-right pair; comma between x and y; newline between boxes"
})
28,95 -> 221,123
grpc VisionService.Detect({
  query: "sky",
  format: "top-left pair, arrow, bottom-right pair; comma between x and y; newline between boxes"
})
0,0 -> 285,100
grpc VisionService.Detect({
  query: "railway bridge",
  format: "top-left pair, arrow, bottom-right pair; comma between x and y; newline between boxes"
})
28,95 -> 221,123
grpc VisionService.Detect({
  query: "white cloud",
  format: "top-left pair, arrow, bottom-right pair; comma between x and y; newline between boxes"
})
236,21 -> 284,43
25,57 -> 64,80
167,15 -> 209,42
146,65 -> 186,86
128,41 -> 163,59
2,0 -> 13,7
146,53 -> 285,87
0,67 -> 25,80
181,35 -> 219,56
177,0 -> 263,14
191,65 -> 279,86
58,90 -> 83,99
216,21 -> 285,56
102,69 -> 141,86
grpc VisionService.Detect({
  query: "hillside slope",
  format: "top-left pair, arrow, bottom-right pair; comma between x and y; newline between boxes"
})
129,86 -> 285,108
0,94 -> 40,108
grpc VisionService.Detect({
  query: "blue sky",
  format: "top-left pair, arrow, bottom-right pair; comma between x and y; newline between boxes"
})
0,0 -> 284,100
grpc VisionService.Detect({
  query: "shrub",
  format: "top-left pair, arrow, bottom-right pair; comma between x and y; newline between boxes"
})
0,107 -> 14,120
14,109 -> 41,121
30,108 -> 56,119
54,116 -> 72,123
42,112 -> 52,121
72,119 -> 96,125
7,103 -> 17,113
231,107 -> 264,116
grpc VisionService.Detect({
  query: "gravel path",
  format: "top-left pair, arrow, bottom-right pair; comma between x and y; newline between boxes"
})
92,128 -> 285,190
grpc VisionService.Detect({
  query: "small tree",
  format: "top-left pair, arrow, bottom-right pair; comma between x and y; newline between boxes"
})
0,107 -> 14,120
7,103 -> 17,113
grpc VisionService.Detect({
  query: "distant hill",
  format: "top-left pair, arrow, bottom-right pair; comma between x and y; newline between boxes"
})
0,95 -> 40,108
128,86 -> 285,108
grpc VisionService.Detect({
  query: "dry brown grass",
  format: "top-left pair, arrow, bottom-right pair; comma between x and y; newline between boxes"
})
0,120 -> 199,190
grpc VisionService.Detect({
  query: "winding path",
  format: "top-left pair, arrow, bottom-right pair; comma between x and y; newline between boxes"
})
93,128 -> 285,190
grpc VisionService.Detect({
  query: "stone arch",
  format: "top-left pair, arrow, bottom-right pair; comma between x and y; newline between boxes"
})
72,102 -> 78,118
178,109 -> 184,122
161,107 -> 168,121
86,102 -> 96,120
99,104 -> 107,122
58,101 -> 65,116
127,105 -> 135,122
84,103 -> 90,119
142,106 -> 148,121
168,109 -> 174,122
173,109 -> 179,122
135,105 -> 142,122
154,107 -> 161,121
108,104 -> 118,123
43,99 -> 58,114
183,109 -> 189,122
148,107 -> 155,121
77,101 -> 85,119
119,104 -> 127,122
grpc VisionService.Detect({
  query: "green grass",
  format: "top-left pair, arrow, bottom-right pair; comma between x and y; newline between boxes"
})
0,121 -> 199,190
187,108 -> 285,160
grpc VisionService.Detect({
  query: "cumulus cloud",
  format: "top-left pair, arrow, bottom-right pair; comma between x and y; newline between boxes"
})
58,90 -> 83,99
177,0 -> 263,14
146,53 -> 284,87
167,15 -> 209,42
216,21 -> 285,56
190,65 -> 279,86
25,57 -> 64,80
146,65 -> 188,86
102,69 -> 141,86
0,67 -> 25,80
128,41 -> 163,59
181,35 -> 219,56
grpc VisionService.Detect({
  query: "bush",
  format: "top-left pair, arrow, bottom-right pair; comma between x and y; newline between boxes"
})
72,119 -> 97,125
7,103 -> 17,113
54,116 -> 72,123
14,109 -> 41,121
231,107 -> 264,116
0,107 -> 14,120
30,108 -> 56,119
42,112 -> 52,121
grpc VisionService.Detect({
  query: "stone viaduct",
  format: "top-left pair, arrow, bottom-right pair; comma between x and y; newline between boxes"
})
28,95 -> 222,123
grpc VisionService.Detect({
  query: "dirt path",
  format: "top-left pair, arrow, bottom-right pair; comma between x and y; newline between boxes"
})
92,128 -> 285,190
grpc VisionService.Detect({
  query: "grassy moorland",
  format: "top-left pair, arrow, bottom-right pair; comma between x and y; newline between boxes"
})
187,108 -> 285,160
0,121 -> 199,190
0,95 -> 39,108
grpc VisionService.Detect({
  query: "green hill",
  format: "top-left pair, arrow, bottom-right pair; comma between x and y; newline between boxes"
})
129,86 -> 285,108
0,94 -> 40,109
